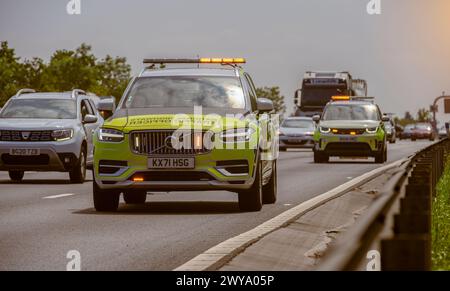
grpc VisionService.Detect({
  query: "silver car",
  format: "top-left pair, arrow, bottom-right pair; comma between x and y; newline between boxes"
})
278,117 -> 315,151
0,89 -> 103,183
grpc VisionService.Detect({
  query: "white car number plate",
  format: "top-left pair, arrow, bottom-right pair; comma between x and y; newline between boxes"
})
148,157 -> 195,169
9,148 -> 40,156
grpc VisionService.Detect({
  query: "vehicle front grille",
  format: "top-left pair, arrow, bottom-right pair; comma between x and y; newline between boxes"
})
130,130 -> 212,155
0,130 -> 53,142
331,128 -> 366,135
325,142 -> 372,155
1,154 -> 50,165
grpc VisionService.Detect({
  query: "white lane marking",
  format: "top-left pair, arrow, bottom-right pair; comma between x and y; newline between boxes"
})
174,158 -> 409,271
43,193 -> 75,199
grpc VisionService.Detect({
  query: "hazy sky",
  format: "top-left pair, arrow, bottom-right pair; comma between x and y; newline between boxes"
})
1,0 -> 450,122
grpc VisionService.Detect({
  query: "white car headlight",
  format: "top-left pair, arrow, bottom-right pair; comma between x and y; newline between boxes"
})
98,128 -> 124,142
52,129 -> 73,141
319,126 -> 331,134
366,127 -> 378,134
220,128 -> 256,143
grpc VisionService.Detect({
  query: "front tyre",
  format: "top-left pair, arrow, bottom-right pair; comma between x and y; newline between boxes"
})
238,160 -> 263,212
262,160 -> 277,204
9,170 -> 24,182
123,190 -> 147,204
70,147 -> 87,183
314,151 -> 329,163
93,180 -> 120,212
375,145 -> 387,164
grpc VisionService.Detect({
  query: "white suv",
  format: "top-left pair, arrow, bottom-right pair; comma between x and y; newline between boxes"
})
0,89 -> 103,183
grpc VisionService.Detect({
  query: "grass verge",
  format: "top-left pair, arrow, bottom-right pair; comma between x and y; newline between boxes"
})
432,157 -> 450,270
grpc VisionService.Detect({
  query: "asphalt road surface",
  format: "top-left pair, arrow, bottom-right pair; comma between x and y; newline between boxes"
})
0,140 -> 432,270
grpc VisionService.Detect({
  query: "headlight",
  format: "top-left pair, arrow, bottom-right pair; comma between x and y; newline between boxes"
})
319,127 -> 331,134
52,129 -> 73,141
98,128 -> 124,142
277,130 -> 285,136
366,127 -> 378,134
220,128 -> 255,143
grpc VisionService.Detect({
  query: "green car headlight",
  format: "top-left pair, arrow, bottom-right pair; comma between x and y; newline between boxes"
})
98,128 -> 124,142
52,129 -> 73,141
220,128 -> 255,143
319,126 -> 331,134
366,127 -> 378,134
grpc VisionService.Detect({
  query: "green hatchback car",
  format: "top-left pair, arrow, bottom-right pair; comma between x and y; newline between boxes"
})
312,97 -> 389,164
93,58 -> 278,212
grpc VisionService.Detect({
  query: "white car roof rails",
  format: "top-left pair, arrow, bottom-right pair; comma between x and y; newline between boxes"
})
15,88 -> 36,97
71,89 -> 87,99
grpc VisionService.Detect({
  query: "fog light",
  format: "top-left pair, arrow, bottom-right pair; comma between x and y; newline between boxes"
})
133,177 -> 144,182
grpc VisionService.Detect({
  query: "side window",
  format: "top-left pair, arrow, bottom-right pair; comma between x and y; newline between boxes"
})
244,73 -> 258,100
242,73 -> 258,110
80,99 -> 94,120
88,99 -> 98,114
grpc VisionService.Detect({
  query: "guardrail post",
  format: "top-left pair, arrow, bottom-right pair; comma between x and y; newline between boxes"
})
381,150 -> 436,270
381,140 -> 450,270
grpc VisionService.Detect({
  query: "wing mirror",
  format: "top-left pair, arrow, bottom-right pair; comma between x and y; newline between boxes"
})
256,98 -> 274,113
97,99 -> 116,119
83,114 -> 98,124
312,115 -> 321,123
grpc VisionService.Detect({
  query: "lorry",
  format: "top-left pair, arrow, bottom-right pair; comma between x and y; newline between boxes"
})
294,71 -> 367,117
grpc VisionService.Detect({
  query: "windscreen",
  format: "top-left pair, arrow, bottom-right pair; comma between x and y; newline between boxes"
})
323,104 -> 380,121
301,85 -> 348,107
0,99 -> 77,119
282,119 -> 314,129
123,76 -> 246,109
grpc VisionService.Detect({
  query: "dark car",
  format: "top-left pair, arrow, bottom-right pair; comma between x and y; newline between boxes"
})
399,124 -> 415,140
411,123 -> 436,141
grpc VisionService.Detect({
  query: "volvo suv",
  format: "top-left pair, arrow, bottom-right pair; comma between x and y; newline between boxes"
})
93,58 -> 278,212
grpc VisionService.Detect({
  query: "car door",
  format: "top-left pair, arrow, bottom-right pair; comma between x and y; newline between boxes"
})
243,73 -> 276,184
80,99 -> 97,163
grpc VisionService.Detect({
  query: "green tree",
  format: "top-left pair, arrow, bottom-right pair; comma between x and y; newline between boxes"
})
40,43 -> 99,92
396,111 -> 415,127
0,42 -> 132,106
94,55 -> 131,99
417,108 -> 431,122
256,86 -> 286,115
0,41 -> 24,105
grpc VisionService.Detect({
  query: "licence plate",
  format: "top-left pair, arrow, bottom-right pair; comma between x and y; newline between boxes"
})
288,139 -> 302,143
9,148 -> 40,156
339,136 -> 357,142
148,157 -> 195,169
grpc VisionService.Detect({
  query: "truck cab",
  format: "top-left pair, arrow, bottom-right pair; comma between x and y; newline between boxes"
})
294,71 -> 367,117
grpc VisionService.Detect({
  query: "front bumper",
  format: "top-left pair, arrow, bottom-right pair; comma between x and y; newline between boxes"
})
94,136 -> 258,191
279,135 -> 314,148
411,133 -> 432,139
0,140 -> 81,171
314,133 -> 383,157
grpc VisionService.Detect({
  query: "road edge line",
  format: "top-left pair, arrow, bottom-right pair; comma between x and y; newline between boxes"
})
173,158 -> 408,271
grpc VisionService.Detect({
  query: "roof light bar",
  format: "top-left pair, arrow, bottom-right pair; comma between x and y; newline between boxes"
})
331,96 -> 375,102
331,96 -> 350,101
143,58 -> 246,65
